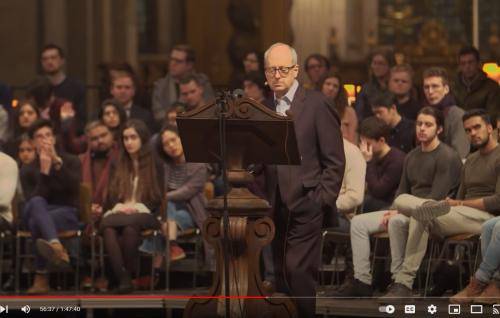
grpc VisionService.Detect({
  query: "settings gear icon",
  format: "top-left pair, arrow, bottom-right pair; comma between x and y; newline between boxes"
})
427,304 -> 438,315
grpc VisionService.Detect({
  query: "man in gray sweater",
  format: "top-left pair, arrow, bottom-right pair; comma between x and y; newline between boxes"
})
334,106 -> 462,297
381,108 -> 500,298
423,66 -> 470,160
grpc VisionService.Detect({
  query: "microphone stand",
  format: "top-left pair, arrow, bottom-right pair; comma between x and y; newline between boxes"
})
216,90 -> 231,318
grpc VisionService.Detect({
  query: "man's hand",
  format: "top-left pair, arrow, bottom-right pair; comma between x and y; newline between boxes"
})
39,146 -> 52,175
380,210 -> 398,229
359,140 -> 373,162
60,101 -> 76,120
121,207 -> 138,214
445,198 -> 462,207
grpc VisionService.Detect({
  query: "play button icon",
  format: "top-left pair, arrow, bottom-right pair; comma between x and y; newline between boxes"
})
0,305 -> 8,313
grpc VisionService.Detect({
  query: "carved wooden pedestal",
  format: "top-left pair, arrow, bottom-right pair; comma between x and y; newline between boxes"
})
178,97 -> 300,318
183,171 -> 297,318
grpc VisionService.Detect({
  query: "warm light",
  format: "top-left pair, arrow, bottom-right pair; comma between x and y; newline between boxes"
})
12,99 -> 18,108
483,63 -> 500,84
344,84 -> 356,97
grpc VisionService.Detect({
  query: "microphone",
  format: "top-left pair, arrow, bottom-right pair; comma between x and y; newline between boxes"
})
264,81 -> 268,86
232,89 -> 244,98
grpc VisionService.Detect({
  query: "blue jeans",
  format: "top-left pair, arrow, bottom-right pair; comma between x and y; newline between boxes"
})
139,201 -> 194,254
475,216 -> 500,283
166,201 -> 194,231
22,196 -> 79,270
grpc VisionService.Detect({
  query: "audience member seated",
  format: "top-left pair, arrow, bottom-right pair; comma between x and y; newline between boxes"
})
388,64 -> 421,121
242,50 -> 264,73
39,44 -> 86,125
141,125 -> 212,277
452,46 -> 499,117
0,151 -> 18,232
382,109 -> 499,299
26,77 -> 73,133
16,134 -> 37,166
229,49 -> 265,89
179,74 -> 208,111
78,120 -> 118,290
303,53 -> 330,90
165,102 -> 186,128
355,48 -> 395,121
359,117 -> 406,212
242,71 -> 270,104
333,139 -> 366,232
318,71 -> 358,144
98,99 -> 127,140
152,44 -> 214,125
423,66 -> 470,159
110,71 -> 156,131
451,216 -> 500,304
371,92 -> 415,153
20,119 -> 81,294
95,119 -> 163,294
4,99 -> 40,157
80,121 -> 118,207
333,107 -> 462,297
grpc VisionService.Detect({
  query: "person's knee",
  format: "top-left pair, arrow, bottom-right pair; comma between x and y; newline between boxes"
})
388,214 -> 409,230
350,215 -> 365,231
393,194 -> 412,207
26,196 -> 47,211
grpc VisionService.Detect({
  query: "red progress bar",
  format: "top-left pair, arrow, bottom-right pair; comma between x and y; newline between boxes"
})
0,295 -> 266,299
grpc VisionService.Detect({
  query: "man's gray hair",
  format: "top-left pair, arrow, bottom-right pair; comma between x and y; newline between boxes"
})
264,42 -> 298,66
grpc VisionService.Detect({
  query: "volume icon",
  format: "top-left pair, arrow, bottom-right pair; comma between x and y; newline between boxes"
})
21,305 -> 30,314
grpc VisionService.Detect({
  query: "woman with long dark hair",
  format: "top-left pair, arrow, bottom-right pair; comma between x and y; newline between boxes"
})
96,119 -> 163,293
98,99 -> 127,140
4,99 -> 40,157
318,71 -> 358,144
140,125 -> 211,284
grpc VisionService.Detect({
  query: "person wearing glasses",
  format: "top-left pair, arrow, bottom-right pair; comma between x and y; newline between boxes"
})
151,44 -> 215,126
263,43 -> 345,317
303,53 -> 330,90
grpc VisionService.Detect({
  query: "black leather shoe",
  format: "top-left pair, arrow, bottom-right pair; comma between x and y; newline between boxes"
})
326,279 -> 373,297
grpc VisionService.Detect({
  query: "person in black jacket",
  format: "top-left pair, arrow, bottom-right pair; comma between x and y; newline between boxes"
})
110,72 -> 156,132
20,119 -> 81,294
93,119 -> 163,293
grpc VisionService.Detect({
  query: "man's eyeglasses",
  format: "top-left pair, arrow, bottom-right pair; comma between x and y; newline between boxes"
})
169,57 -> 186,64
265,65 -> 297,76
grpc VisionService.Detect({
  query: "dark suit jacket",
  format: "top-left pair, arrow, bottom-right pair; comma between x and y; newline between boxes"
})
130,104 -> 157,132
266,87 -> 345,225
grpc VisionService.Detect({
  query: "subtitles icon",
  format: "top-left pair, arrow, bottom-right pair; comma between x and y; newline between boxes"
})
449,304 -> 460,315
404,305 -> 415,314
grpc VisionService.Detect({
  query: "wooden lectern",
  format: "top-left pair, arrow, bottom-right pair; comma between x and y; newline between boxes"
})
178,96 -> 299,318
